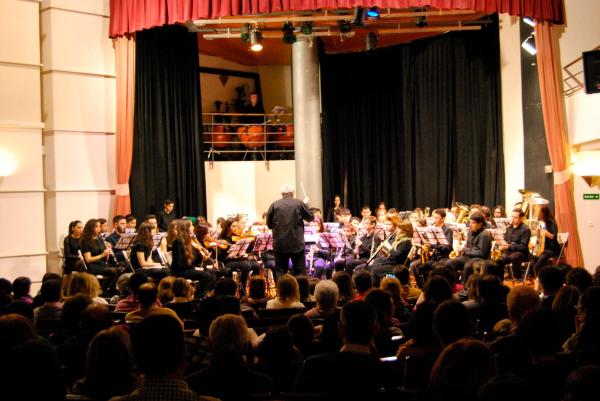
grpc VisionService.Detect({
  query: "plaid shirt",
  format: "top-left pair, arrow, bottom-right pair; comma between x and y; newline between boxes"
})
110,378 -> 219,401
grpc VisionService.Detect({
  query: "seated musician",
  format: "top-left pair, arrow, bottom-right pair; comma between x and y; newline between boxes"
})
451,211 -> 492,283
239,91 -> 265,123
360,205 -> 372,224
337,208 -> 352,226
125,214 -> 137,231
218,217 -> 260,291
332,224 -> 358,273
170,219 -> 216,297
64,220 -> 85,274
366,218 -> 413,286
306,215 -> 333,279
159,219 -> 179,256
79,218 -> 118,279
130,222 -> 169,280
336,216 -> 381,274
157,199 -> 175,232
534,205 -> 561,274
105,215 -> 126,248
498,209 -> 531,280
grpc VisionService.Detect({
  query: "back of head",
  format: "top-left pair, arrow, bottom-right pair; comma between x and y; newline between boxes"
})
258,326 -> 297,364
580,286 -> 600,322
277,274 -> 300,303
564,366 -> 600,401
538,266 -> 564,295
172,277 -> 190,298
287,313 -> 314,350
12,276 -> 31,298
209,314 -> 248,355
424,275 -> 453,304
69,272 -> 102,298
0,313 -> 36,353
507,286 -> 540,324
157,276 -> 176,304
332,271 -> 355,299
551,285 -> 580,315
137,282 -> 158,308
364,288 -> 393,323
430,339 -> 495,398
80,303 -> 112,334
353,270 -> 372,294
340,300 -> 376,345
393,265 -> 410,285
477,274 -> 503,304
196,297 -> 226,336
566,267 -> 593,293
129,272 -> 149,297
430,267 -> 458,288
116,273 -> 133,297
61,293 -> 93,332
517,309 -> 561,357
131,314 -> 184,377
314,280 -> 339,310
42,272 -> 61,283
483,261 -> 504,280
433,300 -> 472,347
4,301 -> 33,320
248,275 -> 266,300
41,279 -> 62,303
406,301 -> 438,346
213,277 -> 237,297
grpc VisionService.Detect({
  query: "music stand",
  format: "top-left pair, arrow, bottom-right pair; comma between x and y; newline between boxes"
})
488,229 -> 507,247
414,227 -> 432,246
428,226 -> 449,246
493,218 -> 511,231
324,222 -> 342,234
114,233 -> 136,251
398,211 -> 412,221
227,238 -> 254,258
253,233 -> 273,252
152,233 -> 166,250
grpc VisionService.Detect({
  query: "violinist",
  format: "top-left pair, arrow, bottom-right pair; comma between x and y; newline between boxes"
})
170,219 -> 216,296
159,219 -> 179,256
130,222 -> 169,280
219,217 -> 260,290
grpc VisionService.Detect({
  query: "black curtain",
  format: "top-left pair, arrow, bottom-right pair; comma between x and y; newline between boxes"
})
321,17 -> 504,214
130,25 -> 206,218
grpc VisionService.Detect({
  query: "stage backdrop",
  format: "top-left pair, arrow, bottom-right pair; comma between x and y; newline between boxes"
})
321,17 -> 505,214
130,25 -> 207,218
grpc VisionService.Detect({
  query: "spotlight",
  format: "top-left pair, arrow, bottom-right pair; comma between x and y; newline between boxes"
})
338,20 -> 352,33
366,7 -> 380,19
250,30 -> 263,52
282,22 -> 296,44
353,6 -> 364,26
522,17 -> 535,27
521,34 -> 536,55
366,31 -> 378,52
300,21 -> 313,35
240,23 -> 251,43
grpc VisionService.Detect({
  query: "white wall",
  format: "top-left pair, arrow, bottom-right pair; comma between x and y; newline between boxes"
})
41,0 -> 116,273
559,0 -> 600,270
0,0 -> 46,284
204,160 -> 295,225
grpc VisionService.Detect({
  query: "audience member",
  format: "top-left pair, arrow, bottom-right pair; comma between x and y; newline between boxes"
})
33,278 -> 63,329
266,274 -> 305,309
287,313 -> 316,358
352,270 -> 372,300
365,288 -> 403,356
563,286 -> 600,363
332,271 -> 356,305
125,283 -> 182,325
256,326 -> 304,392
552,285 -> 580,344
565,268 -> 593,293
394,264 -> 422,302
115,272 -> 148,312
434,300 -> 472,347
563,365 -> 600,401
68,272 -> 108,304
305,280 -> 339,318
11,276 -> 33,304
537,267 -> 564,309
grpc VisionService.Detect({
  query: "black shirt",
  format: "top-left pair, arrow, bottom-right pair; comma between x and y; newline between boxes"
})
267,196 -> 314,253
357,232 -> 382,259
64,236 -> 81,271
157,210 -> 175,232
80,238 -> 107,269
130,241 -> 151,270
171,238 -> 201,273
432,224 -> 454,258
463,228 -> 492,259
504,223 -> 531,254
543,219 -> 560,252
105,231 -> 121,247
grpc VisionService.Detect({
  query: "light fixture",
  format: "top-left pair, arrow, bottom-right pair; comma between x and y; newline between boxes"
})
0,148 -> 18,177
366,31 -> 378,52
300,21 -> 313,35
353,7 -> 364,26
250,29 -> 263,52
522,17 -> 535,27
366,7 -> 380,19
282,22 -> 296,44
521,34 -> 536,55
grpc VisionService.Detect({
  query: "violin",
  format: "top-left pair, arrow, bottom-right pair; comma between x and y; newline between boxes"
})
192,237 -> 212,260
203,236 -> 230,250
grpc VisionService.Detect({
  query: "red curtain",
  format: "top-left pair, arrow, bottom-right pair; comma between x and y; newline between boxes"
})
534,21 -> 583,267
110,0 -> 564,37
114,34 -> 136,216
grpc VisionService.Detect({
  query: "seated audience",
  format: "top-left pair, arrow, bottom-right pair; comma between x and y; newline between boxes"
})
364,288 -> 403,356
552,285 -> 581,344
32,272 -> 61,308
115,272 -> 148,312
563,286 -> 600,363
565,267 -> 593,293
563,365 -> 600,401
287,313 -> 316,358
352,270 -> 372,300
478,374 -> 538,401
255,326 -> 304,393
537,266 -> 564,309
110,273 -> 133,304
433,300 -> 472,348
125,283 -> 182,326
241,275 -> 268,307
394,264 -> 422,303
305,280 -> 339,318
11,276 -> 33,304
332,271 -> 356,305
68,272 -> 108,304
165,277 -> 196,319
0,313 -> 36,355
266,274 -> 305,309
157,275 -> 176,305
33,278 -> 63,329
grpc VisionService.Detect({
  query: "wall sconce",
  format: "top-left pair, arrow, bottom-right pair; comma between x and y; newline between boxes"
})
0,149 -> 18,177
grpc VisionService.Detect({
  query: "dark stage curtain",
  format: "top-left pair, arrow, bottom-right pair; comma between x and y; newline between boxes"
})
130,25 -> 206,218
321,18 -> 504,214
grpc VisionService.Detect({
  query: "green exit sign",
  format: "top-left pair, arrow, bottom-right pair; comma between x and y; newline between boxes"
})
583,194 -> 599,200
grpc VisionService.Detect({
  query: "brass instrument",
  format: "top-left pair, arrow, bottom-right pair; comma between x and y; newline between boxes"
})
490,241 -> 502,261
421,243 -> 430,263
531,221 -> 546,257
307,245 -> 316,274
455,202 -> 471,224
407,244 -> 420,261
449,228 -> 468,258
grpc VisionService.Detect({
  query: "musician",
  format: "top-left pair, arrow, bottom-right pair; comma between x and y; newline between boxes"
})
79,219 -> 117,277
332,224 -> 359,274
493,205 -> 506,219
144,214 -> 158,230
360,205 -> 372,223
219,217 -> 260,289
498,209 -> 531,280
98,218 -> 109,236
157,199 -> 175,232
481,206 -> 494,228
367,218 -> 413,285
63,220 -> 85,274
325,194 -> 342,222
335,216 -> 381,274
105,215 -> 127,248
159,219 -> 179,255
454,211 -> 492,283
306,215 -> 333,279
266,184 -> 314,276
130,222 -> 168,280
170,219 -> 216,296
534,205 -> 560,274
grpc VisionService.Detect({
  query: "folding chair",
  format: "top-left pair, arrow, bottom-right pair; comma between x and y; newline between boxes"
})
554,232 -> 569,266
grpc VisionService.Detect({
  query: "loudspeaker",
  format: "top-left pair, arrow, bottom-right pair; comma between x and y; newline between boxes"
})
583,50 -> 600,94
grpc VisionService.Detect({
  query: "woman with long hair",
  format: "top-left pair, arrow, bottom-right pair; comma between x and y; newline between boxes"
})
534,204 -> 561,274
79,219 -> 116,277
64,220 -> 85,274
218,217 -> 260,290
170,219 -> 216,297
325,194 -> 342,223
130,222 -> 168,280
266,274 -> 305,309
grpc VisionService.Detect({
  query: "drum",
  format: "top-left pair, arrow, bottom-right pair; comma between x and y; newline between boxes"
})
210,125 -> 232,149
238,125 -> 266,149
274,125 -> 294,149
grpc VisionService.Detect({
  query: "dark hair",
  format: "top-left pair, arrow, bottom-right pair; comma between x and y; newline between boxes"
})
129,272 -> 148,297
493,205 -> 506,217
112,214 -> 126,224
332,271 -> 356,302
429,267 -> 458,287
433,300 -> 472,347
424,275 -> 453,304
131,315 -> 184,376
340,300 -> 376,345
287,314 -> 314,358
40,279 -> 62,303
213,277 -> 237,297
60,294 -> 93,332
469,211 -> 485,223
133,222 -> 155,252
364,288 -> 393,324
68,220 -> 82,235
42,272 -> 61,283
12,277 -> 32,298
433,208 -> 446,218
405,301 -> 438,346
144,214 -> 157,221
194,223 -> 210,242
393,265 -> 410,285
538,205 -> 554,226
353,271 -> 372,294
137,283 -> 158,308
125,214 -> 136,223
538,266 -> 564,294
248,275 -> 266,300
478,374 -> 537,401
163,199 -> 174,205
518,309 -> 562,356
476,274 -> 504,304
80,219 -> 99,249
172,278 -> 189,298
566,268 -> 594,293
0,314 -> 36,351
361,205 -> 371,211
512,208 -> 525,218
97,218 -> 108,225
80,303 -> 112,334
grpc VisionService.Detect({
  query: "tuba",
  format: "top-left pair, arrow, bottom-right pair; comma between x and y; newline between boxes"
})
531,221 -> 546,257
455,202 -> 471,224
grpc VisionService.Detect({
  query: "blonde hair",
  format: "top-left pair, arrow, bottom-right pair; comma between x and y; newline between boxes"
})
68,272 -> 102,298
276,274 -> 300,303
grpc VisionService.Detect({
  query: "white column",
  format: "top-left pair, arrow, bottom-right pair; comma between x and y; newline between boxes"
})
292,39 -> 323,211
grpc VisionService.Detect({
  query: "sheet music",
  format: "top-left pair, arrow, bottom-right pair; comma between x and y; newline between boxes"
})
114,233 -> 136,250
253,233 -> 273,252
415,227 -> 431,245
227,238 -> 253,258
493,218 -> 511,231
487,229 -> 507,246
428,226 -> 449,245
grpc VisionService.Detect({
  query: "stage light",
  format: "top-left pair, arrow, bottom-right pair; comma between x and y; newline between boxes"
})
338,20 -> 352,33
240,23 -> 251,43
353,7 -> 364,26
366,7 -> 380,19
300,21 -> 313,35
366,31 -> 378,52
521,34 -> 536,55
522,17 -> 535,27
250,29 -> 263,52
282,22 -> 296,44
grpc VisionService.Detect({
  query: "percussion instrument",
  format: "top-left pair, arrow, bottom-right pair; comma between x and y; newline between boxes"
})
209,125 -> 232,149
273,125 -> 294,149
237,125 -> 267,149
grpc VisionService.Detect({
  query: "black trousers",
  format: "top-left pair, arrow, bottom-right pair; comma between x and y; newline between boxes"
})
274,250 -> 306,277
499,252 -> 528,279
534,249 -> 560,274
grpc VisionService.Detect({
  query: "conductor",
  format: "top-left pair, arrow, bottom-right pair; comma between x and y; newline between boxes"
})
267,184 -> 314,277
